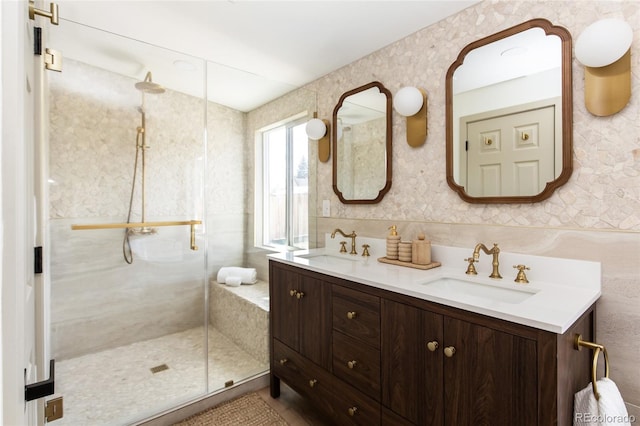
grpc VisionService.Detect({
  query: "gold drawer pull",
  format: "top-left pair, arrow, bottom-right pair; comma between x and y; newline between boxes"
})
289,289 -> 297,297
347,360 -> 357,369
348,407 -> 358,416
347,311 -> 357,320
427,341 -> 439,352
279,358 -> 288,365
308,379 -> 317,388
296,291 -> 305,299
444,346 -> 456,358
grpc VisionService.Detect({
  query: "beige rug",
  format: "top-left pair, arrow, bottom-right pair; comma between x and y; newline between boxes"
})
175,392 -> 289,425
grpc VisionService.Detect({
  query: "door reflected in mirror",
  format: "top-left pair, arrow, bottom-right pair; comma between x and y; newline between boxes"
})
446,19 -> 573,203
333,81 -> 392,204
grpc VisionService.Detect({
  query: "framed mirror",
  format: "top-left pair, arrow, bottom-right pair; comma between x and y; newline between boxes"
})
332,81 -> 392,204
446,19 -> 572,204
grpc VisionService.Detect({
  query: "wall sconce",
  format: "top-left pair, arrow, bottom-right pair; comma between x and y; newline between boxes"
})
393,86 -> 427,147
306,116 -> 331,162
575,18 -> 633,116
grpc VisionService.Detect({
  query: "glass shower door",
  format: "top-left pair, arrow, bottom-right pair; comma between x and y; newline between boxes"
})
48,21 -> 208,425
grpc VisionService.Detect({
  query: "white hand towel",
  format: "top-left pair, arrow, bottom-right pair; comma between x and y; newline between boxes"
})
225,276 -> 242,287
216,267 -> 257,285
574,378 -> 630,426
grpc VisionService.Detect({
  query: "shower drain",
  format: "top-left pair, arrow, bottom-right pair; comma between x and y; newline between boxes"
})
150,364 -> 169,374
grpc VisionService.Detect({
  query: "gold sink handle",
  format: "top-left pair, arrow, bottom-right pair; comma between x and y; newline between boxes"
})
464,257 -> 478,275
513,264 -> 530,284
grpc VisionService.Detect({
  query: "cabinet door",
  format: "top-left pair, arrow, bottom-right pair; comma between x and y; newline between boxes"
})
271,265 -> 300,350
443,317 -> 538,425
299,276 -> 332,369
382,300 -> 444,425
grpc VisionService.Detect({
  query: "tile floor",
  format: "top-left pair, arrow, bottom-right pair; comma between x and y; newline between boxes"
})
55,326 -> 268,425
255,384 -> 334,426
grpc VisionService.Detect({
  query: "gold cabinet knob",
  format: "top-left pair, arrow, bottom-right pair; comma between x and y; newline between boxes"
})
347,360 -> 357,369
308,379 -> 317,388
347,311 -> 357,320
296,291 -> 305,299
289,289 -> 297,297
444,346 -> 456,358
427,341 -> 439,352
348,407 -> 358,416
279,358 -> 288,365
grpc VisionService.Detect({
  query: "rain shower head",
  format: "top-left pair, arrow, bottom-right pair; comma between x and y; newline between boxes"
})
135,71 -> 165,94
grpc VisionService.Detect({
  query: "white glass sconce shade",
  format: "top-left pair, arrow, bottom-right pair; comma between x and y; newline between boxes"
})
575,18 -> 633,116
394,86 -> 427,147
393,86 -> 424,117
305,118 -> 327,140
306,117 -> 331,162
575,19 -> 632,67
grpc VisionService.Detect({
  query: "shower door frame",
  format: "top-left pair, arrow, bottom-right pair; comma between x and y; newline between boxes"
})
2,2 -> 50,425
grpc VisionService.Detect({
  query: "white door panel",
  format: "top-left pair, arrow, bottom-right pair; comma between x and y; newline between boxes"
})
464,103 -> 556,197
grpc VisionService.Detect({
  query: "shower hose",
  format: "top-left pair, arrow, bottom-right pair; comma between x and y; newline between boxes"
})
122,127 -> 144,264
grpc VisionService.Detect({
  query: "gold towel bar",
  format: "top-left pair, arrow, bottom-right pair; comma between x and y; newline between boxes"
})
574,334 -> 610,400
71,220 -> 202,251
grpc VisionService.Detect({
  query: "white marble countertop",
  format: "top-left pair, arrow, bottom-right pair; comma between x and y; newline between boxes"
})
268,236 -> 601,334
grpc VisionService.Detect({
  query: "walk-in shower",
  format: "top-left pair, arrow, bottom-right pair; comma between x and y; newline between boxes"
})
47,21 -> 270,425
123,71 -> 165,264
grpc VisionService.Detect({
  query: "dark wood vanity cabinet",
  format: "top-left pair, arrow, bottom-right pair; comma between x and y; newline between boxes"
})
383,300 -> 539,425
270,262 -> 332,368
270,260 -> 595,426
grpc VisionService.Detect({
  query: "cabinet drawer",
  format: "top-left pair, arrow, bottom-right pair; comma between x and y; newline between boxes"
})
333,379 -> 381,426
272,339 -> 337,419
333,285 -> 380,348
333,331 -> 380,400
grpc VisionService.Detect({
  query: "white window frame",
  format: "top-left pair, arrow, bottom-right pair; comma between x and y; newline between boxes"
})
254,112 -> 309,251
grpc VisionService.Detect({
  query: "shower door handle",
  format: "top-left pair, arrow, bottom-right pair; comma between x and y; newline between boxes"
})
25,359 -> 56,401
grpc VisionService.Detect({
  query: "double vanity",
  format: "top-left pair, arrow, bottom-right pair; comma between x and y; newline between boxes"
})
268,236 -> 600,425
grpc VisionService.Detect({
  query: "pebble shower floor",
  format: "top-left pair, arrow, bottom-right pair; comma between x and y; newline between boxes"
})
55,326 -> 267,425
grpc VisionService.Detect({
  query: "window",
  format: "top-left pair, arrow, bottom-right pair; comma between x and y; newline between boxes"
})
257,116 -> 308,251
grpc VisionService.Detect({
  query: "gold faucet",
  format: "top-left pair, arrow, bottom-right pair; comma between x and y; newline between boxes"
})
331,229 -> 357,255
470,243 -> 502,279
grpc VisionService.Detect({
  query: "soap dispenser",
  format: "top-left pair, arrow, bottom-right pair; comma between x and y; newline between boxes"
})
411,232 -> 431,265
386,225 -> 401,260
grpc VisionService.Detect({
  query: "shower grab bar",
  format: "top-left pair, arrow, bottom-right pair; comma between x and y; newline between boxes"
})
71,220 -> 202,250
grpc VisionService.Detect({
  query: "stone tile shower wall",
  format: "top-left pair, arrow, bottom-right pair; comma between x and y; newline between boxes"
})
266,0 -> 639,414
49,59 -> 246,359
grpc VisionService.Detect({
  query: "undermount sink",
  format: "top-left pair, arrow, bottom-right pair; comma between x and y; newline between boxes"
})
422,277 -> 539,304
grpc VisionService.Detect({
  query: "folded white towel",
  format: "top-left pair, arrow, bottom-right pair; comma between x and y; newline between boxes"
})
574,378 -> 631,426
216,267 -> 257,285
225,276 -> 242,287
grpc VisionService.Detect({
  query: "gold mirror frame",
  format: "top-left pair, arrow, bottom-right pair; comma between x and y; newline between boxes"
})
332,81 -> 392,204
445,19 -> 573,204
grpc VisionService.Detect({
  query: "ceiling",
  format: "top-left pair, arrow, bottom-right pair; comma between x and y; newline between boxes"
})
50,1 -> 479,112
